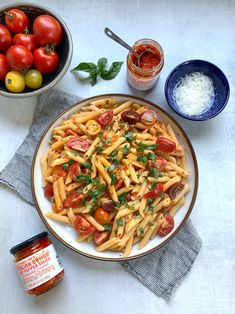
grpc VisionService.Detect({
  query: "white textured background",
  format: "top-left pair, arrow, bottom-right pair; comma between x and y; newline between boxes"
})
0,0 -> 234,313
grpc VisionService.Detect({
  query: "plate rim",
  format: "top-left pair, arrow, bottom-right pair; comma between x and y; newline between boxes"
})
31,93 -> 199,262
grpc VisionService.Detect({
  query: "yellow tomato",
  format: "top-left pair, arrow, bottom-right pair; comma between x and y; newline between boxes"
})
25,69 -> 43,89
86,119 -> 101,135
5,71 -> 25,93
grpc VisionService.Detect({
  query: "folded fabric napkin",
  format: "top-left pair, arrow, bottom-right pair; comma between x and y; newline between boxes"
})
0,89 -> 202,300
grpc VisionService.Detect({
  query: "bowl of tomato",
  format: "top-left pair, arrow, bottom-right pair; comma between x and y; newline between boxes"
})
0,3 -> 72,97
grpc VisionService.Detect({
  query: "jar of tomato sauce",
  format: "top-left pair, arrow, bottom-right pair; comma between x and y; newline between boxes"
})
127,38 -> 164,90
10,232 -> 64,296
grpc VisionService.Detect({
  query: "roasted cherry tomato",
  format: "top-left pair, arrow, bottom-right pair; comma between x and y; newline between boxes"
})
140,110 -> 157,125
94,207 -> 109,225
94,231 -> 109,245
64,129 -> 79,137
64,192 -> 84,208
97,110 -> 113,126
168,183 -> 184,200
0,54 -> 10,81
53,165 -> 67,181
144,183 -> 163,199
86,119 -> 101,135
5,9 -> 29,33
156,136 -> 176,153
74,214 -> 95,235
121,110 -> 140,125
6,45 -> 33,70
0,24 -> 12,53
25,69 -> 43,89
44,183 -> 54,198
68,163 -> 80,181
67,137 -> 89,152
5,71 -> 25,93
148,157 -> 167,172
12,33 -> 38,52
158,215 -> 174,237
33,47 -> 59,74
102,199 -> 115,212
32,15 -> 62,46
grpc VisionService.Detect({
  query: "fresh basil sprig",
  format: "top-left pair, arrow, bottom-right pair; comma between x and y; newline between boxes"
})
71,58 -> 123,86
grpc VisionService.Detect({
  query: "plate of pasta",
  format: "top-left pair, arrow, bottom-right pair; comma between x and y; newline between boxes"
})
32,94 -> 198,261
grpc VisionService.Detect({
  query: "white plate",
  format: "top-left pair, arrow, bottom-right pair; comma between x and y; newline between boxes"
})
32,94 -> 198,261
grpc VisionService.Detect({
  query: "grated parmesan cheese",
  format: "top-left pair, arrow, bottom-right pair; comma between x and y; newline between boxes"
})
173,72 -> 215,115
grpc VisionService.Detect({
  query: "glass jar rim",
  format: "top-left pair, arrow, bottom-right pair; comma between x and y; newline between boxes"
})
10,232 -> 48,255
127,38 -> 164,74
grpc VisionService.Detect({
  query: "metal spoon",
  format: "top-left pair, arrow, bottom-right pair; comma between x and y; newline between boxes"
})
104,27 -> 142,67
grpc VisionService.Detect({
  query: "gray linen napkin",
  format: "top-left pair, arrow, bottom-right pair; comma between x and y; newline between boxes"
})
0,89 -> 202,300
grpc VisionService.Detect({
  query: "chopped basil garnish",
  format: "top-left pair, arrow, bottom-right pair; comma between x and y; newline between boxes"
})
137,142 -> 158,153
150,168 -> 163,178
110,174 -> 118,186
124,131 -> 134,142
117,219 -> 124,226
138,227 -> 145,235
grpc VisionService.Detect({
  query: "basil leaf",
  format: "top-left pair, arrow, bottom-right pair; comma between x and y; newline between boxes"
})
117,219 -> 124,226
62,163 -> 69,170
138,227 -> 145,235
71,62 -> 97,73
104,224 -> 111,232
124,131 -> 134,142
110,174 -> 118,186
100,61 -> 123,80
97,58 -> 108,70
150,168 -> 163,178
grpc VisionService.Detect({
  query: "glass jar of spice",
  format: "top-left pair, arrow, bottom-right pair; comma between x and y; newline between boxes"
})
10,232 -> 64,296
127,38 -> 164,90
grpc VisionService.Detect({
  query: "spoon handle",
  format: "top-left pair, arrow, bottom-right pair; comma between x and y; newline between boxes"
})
104,27 -> 133,53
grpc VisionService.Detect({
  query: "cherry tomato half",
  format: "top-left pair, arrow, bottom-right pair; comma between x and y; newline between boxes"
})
140,110 -> 157,126
33,15 -> 62,46
0,24 -> 12,53
168,183 -> 184,200
5,9 -> 29,33
6,45 -> 33,70
68,163 -> 80,181
148,157 -> 167,172
44,183 -> 54,198
64,192 -> 84,208
0,54 -> 10,81
94,207 -> 109,225
64,129 -> 79,137
97,110 -> 114,126
121,110 -> 140,125
33,47 -> 59,74
12,33 -> 38,52
53,165 -> 67,181
74,214 -> 95,235
158,215 -> 174,237
67,137 -> 89,152
102,199 -> 115,212
5,71 -> 25,93
156,136 -> 176,153
86,119 -> 101,135
25,69 -> 43,89
94,231 -> 109,245
143,183 -> 163,199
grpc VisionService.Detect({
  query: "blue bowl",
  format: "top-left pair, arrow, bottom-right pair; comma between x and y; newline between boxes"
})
165,60 -> 230,121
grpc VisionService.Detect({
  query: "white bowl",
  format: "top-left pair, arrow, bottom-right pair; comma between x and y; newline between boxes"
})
32,94 -> 198,261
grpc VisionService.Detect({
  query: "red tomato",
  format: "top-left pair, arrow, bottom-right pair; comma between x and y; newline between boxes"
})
97,110 -> 113,126
144,183 -> 163,199
5,9 -> 29,33
140,110 -> 157,126
64,129 -> 79,137
33,47 -> 59,74
158,215 -> 174,237
0,24 -> 12,53
67,137 -> 89,152
102,199 -> 115,212
44,183 -> 54,198
0,54 -> 10,81
32,15 -> 62,46
94,231 -> 109,245
94,207 -> 109,225
68,163 -> 80,180
168,183 -> 184,200
12,33 -> 38,52
156,136 -> 176,153
148,157 -> 167,172
121,110 -> 140,125
53,165 -> 67,181
74,214 -> 95,235
6,45 -> 33,70
64,192 -> 84,208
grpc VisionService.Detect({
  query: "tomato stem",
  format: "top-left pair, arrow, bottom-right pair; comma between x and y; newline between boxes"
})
4,11 -> 14,20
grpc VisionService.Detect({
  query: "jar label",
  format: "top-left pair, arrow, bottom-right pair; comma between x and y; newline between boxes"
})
15,244 -> 63,291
